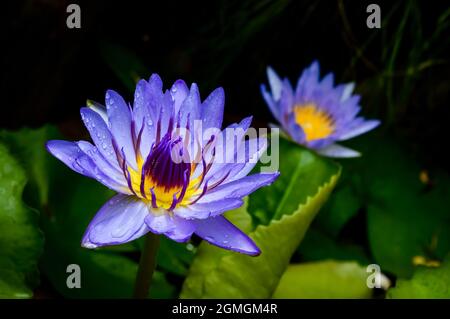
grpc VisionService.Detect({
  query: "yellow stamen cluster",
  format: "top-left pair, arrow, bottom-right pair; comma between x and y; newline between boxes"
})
294,103 -> 335,141
126,162 -> 202,209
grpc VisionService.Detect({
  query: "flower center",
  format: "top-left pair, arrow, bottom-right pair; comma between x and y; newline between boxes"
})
294,103 -> 335,142
143,135 -> 190,192
125,133 -> 201,209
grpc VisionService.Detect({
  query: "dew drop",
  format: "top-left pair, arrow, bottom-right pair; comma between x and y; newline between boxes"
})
83,242 -> 98,249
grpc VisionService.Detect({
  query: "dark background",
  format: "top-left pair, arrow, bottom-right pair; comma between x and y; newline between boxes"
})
2,0 -> 450,299
3,0 -> 449,172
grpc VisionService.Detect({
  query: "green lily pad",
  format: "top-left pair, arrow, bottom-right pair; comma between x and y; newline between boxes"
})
388,255 -> 450,298
0,126 -> 61,208
273,260 -> 372,299
0,143 -> 44,298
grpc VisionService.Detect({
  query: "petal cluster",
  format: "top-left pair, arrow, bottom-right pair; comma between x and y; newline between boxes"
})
261,60 -> 380,157
47,74 -> 278,255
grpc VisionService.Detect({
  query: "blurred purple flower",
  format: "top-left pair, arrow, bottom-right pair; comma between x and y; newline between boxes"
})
261,60 -> 380,157
47,74 -> 279,255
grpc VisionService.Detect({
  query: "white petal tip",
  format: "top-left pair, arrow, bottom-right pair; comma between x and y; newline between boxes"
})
317,144 -> 361,158
81,241 -> 98,249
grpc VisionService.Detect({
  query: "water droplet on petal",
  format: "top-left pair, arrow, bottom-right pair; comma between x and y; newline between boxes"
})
83,241 -> 98,249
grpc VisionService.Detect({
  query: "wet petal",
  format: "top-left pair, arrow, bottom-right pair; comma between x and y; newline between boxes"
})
133,80 -> 157,158
80,107 -> 117,166
76,141 -> 127,191
87,100 -> 108,122
227,137 -> 269,181
202,87 -> 224,130
199,173 -> 279,203
105,90 -> 137,169
46,140 -> 128,193
194,215 -> 260,256
174,198 -> 244,219
82,194 -> 149,248
46,140 -> 86,176
144,210 -> 175,233
171,79 -> 190,114
147,74 -> 165,121
178,83 -> 201,131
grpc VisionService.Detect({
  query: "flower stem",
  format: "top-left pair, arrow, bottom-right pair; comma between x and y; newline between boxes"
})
133,232 -> 160,299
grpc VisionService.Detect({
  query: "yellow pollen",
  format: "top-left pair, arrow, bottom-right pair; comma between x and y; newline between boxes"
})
294,103 -> 335,142
126,162 -> 201,209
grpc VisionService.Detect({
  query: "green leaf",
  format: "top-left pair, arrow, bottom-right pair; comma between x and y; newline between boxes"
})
341,134 -> 450,277
0,126 -> 61,208
249,137 -> 339,225
180,142 -> 340,298
364,144 -> 450,277
0,143 -> 43,298
388,255 -> 450,298
273,261 -> 372,299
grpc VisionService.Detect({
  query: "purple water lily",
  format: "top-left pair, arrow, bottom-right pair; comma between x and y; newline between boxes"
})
47,74 -> 278,256
261,60 -> 380,157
